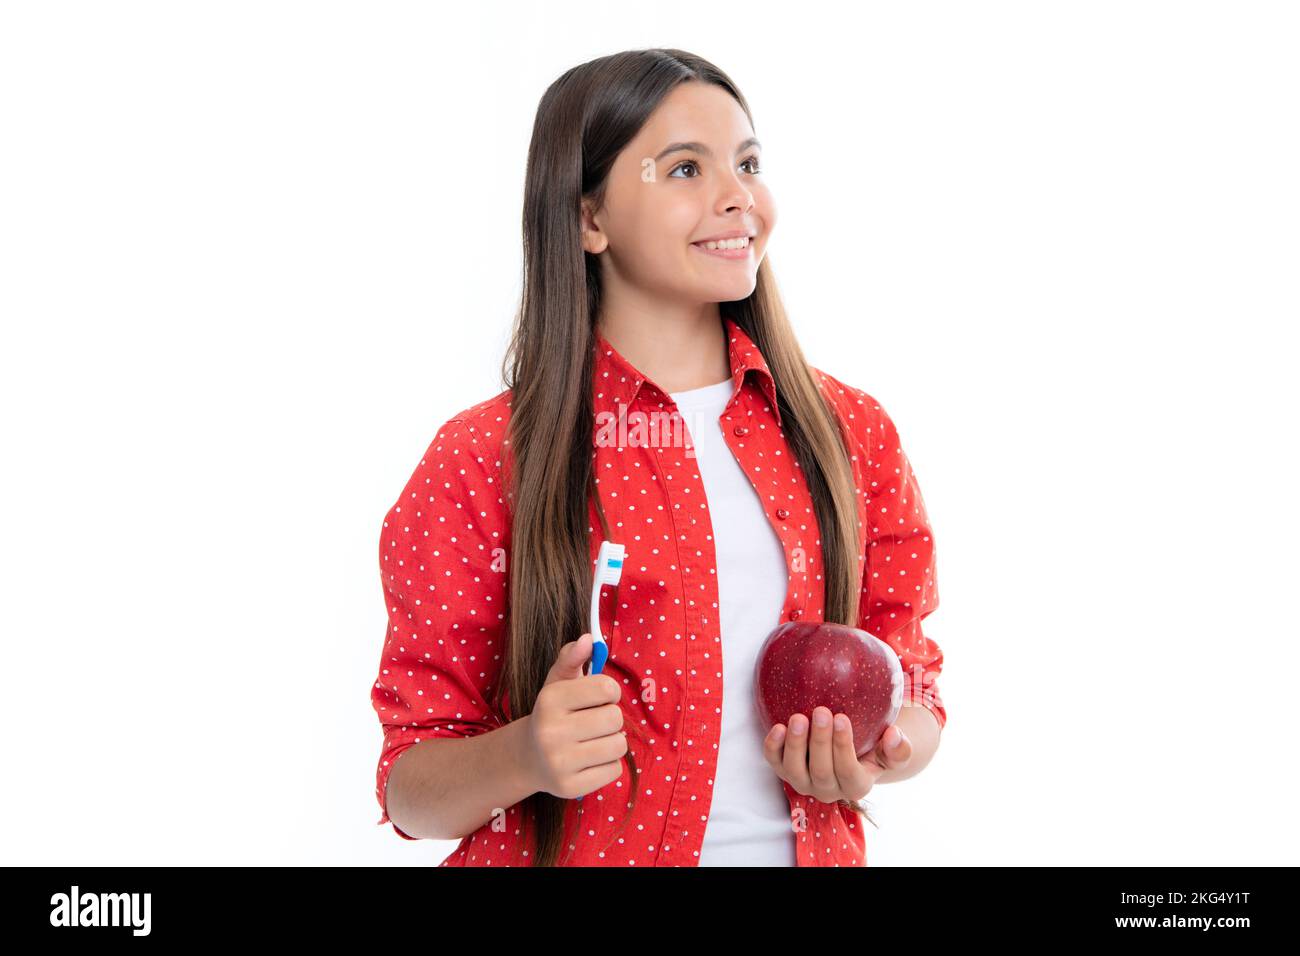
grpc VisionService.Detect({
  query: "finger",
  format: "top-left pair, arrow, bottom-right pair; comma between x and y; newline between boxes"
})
555,672 -> 623,712
782,713 -> 812,792
545,633 -> 594,685
762,723 -> 788,775
573,727 -> 630,773
878,724 -> 912,769
807,707 -> 839,802
832,713 -> 873,802
878,723 -> 909,770
571,700 -> 626,742
571,746 -> 628,796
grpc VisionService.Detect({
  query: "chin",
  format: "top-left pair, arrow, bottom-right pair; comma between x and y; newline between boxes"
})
700,276 -> 758,302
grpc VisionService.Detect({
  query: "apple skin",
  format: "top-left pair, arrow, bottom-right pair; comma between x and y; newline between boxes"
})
753,621 -> 904,757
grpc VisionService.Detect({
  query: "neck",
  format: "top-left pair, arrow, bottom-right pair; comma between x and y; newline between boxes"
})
595,304 -> 730,394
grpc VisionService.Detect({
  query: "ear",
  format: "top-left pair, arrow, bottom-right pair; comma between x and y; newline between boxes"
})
579,197 -> 607,255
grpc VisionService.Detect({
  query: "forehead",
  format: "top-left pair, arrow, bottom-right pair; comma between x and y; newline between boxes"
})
627,81 -> 754,152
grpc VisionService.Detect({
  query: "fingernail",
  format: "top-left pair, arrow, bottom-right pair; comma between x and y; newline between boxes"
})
889,730 -> 903,748
814,710 -> 830,728
772,725 -> 786,742
791,715 -> 807,735
834,715 -> 849,731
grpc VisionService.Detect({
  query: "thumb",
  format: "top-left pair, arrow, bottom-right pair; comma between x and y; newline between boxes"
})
880,725 -> 911,766
544,632 -> 593,685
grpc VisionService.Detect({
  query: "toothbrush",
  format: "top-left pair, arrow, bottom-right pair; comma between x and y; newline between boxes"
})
578,540 -> 626,806
585,540 -> 625,676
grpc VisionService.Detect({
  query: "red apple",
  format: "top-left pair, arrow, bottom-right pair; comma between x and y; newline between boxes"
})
753,621 -> 903,757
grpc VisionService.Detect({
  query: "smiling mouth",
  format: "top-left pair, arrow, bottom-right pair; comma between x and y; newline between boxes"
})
691,235 -> 754,251
690,236 -> 756,261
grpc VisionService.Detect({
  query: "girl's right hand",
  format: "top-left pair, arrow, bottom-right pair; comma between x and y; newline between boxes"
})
523,632 -> 628,799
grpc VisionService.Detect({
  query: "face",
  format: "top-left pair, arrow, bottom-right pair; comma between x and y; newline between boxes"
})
580,81 -> 776,307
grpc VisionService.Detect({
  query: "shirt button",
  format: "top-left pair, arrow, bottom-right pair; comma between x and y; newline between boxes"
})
733,424 -> 749,437
776,508 -> 790,520
788,608 -> 802,620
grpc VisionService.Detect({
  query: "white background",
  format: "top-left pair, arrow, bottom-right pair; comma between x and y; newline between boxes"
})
2,1 -> 1297,866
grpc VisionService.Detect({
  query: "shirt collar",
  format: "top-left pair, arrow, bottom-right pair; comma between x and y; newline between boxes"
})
591,316 -> 783,428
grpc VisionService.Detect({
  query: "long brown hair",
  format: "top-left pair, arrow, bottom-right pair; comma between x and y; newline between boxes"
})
491,48 -> 866,866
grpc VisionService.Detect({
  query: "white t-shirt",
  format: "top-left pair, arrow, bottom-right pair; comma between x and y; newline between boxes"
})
668,377 -> 796,867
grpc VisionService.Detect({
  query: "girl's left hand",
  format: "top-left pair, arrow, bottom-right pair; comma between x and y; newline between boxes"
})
762,706 -> 911,805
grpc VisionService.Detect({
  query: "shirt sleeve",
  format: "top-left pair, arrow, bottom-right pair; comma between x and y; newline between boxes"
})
371,416 -> 511,840
856,397 -> 947,731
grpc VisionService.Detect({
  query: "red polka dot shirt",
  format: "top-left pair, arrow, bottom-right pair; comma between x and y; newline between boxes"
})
371,317 -> 946,865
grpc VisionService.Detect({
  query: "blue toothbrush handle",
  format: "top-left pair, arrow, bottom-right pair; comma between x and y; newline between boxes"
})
589,640 -> 609,675
578,640 -> 611,804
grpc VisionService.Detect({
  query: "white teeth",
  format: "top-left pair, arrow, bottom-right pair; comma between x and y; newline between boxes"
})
696,236 -> 751,250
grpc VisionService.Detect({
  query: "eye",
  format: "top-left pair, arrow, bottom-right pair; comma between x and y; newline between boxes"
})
668,156 -> 763,179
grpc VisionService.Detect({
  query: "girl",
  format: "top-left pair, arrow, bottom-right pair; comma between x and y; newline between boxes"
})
371,48 -> 947,867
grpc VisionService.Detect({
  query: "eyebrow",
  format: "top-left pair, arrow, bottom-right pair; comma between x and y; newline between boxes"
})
654,137 -> 762,162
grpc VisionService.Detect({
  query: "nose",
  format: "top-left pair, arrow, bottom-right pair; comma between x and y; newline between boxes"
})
716,168 -> 755,216
720,191 -> 753,216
